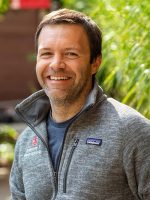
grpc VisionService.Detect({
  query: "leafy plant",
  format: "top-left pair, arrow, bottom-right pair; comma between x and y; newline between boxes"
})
62,0 -> 150,118
0,0 -> 10,14
0,126 -> 18,166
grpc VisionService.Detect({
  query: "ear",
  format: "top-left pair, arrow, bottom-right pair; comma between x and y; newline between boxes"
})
91,56 -> 102,75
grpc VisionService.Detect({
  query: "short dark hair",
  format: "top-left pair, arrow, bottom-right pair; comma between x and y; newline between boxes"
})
35,8 -> 102,64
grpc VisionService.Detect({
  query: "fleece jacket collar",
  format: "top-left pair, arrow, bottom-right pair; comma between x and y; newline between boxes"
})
15,81 -> 106,128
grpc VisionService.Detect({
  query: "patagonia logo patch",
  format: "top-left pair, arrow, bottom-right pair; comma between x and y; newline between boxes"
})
86,138 -> 102,146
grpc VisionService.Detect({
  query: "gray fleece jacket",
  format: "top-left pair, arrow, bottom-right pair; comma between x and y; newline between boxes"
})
9,82 -> 150,200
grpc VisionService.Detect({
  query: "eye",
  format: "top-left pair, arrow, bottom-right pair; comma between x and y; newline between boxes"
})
40,52 -> 53,58
65,52 -> 78,59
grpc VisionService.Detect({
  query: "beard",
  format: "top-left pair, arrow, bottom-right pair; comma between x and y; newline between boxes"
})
44,72 -> 92,107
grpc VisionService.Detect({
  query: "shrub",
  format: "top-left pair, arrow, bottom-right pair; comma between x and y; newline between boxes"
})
62,0 -> 150,119
0,126 -> 18,167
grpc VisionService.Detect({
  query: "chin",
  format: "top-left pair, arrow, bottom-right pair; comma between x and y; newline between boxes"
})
44,89 -> 66,101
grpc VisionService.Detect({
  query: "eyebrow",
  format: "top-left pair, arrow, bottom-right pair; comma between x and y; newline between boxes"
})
65,47 -> 79,51
38,47 -> 80,52
38,48 -> 51,52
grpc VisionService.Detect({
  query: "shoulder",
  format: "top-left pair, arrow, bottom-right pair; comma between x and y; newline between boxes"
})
17,126 -> 35,143
14,126 -> 36,155
102,98 -> 150,155
99,97 -> 150,141
104,97 -> 149,125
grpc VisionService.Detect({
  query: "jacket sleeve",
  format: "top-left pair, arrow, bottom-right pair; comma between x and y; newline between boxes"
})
9,137 -> 26,200
123,115 -> 150,199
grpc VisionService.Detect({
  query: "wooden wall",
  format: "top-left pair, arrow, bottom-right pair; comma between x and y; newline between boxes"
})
0,10 -> 40,101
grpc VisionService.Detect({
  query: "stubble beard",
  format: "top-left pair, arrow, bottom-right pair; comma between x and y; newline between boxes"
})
44,75 -> 92,107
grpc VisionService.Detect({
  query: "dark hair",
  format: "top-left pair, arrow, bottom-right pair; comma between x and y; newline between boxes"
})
35,8 -> 102,64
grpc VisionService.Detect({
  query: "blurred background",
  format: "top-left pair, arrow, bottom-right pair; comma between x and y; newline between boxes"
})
0,0 -> 149,199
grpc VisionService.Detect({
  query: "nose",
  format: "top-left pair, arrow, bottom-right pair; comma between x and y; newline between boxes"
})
49,54 -> 65,71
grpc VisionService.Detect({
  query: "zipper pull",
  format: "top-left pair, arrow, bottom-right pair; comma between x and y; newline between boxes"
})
54,171 -> 57,177
73,138 -> 79,147
63,138 -> 79,193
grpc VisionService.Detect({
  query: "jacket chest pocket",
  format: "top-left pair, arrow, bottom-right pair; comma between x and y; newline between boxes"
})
60,140 -> 124,196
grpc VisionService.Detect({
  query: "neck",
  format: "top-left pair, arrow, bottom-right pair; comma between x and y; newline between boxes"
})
50,87 -> 92,122
50,99 -> 85,123
49,80 -> 94,122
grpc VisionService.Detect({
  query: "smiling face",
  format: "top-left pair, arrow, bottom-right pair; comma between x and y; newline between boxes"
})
36,24 -> 100,106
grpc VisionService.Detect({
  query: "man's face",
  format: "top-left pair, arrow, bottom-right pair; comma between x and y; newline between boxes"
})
36,24 -> 100,105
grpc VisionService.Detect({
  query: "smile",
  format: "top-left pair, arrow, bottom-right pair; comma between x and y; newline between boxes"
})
48,76 -> 70,80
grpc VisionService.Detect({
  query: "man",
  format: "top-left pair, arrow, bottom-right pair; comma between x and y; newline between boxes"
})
9,8 -> 150,200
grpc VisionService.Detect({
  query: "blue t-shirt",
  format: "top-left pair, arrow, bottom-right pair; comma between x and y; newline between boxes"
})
46,113 -> 77,172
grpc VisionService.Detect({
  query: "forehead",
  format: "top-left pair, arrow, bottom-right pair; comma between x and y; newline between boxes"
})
38,24 -> 90,50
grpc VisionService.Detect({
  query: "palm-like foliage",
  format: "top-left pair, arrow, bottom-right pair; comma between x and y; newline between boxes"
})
0,0 -> 10,14
62,0 -> 150,118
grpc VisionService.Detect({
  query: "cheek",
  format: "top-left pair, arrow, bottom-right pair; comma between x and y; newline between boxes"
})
35,64 -> 41,78
73,68 -> 88,84
36,64 -> 45,85
71,60 -> 90,75
36,60 -> 46,76
78,63 -> 92,77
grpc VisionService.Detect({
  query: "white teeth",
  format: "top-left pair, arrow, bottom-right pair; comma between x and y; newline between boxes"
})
50,76 -> 69,80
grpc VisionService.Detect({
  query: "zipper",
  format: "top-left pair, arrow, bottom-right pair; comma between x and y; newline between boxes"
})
63,138 -> 79,193
29,123 -> 58,199
15,109 -> 58,199
32,125 -> 60,200
16,99 -> 96,198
